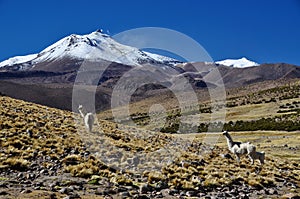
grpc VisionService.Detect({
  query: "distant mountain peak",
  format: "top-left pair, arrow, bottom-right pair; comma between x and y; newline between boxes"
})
216,57 -> 259,68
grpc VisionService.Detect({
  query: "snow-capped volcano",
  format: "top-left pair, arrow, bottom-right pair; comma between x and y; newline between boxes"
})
216,57 -> 259,68
0,30 -> 180,70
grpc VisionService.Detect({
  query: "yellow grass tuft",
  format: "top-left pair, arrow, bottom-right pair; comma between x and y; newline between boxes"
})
2,157 -> 29,171
65,162 -> 99,178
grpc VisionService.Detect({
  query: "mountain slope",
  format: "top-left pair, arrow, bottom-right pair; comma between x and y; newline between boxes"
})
0,30 -> 180,72
0,95 -> 299,198
219,63 -> 300,87
0,54 -> 38,68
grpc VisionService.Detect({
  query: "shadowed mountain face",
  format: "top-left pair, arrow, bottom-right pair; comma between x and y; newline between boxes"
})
217,63 -> 300,87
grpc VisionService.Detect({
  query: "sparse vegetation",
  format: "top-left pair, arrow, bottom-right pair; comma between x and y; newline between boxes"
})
1,79 -> 300,198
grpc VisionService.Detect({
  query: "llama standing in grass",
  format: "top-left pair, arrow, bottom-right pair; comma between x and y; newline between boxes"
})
252,151 -> 265,165
78,105 -> 95,133
223,131 -> 257,164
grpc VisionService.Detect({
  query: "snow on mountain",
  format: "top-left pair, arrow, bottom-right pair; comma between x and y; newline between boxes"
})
143,52 -> 177,62
0,30 -> 260,71
0,30 -> 180,70
216,57 -> 259,68
0,54 -> 38,67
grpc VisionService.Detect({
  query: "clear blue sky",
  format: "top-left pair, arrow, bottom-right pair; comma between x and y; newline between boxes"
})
1,0 -> 300,65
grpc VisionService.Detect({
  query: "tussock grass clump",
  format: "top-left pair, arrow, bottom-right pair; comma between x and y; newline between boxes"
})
65,161 -> 99,178
247,179 -> 263,189
63,154 -> 82,165
64,156 -> 113,178
202,176 -> 221,188
2,157 -> 29,171
146,171 -> 166,183
110,175 -> 134,186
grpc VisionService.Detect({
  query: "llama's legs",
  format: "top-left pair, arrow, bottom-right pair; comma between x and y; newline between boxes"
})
259,157 -> 264,165
85,123 -> 91,132
248,154 -> 254,165
235,154 -> 240,163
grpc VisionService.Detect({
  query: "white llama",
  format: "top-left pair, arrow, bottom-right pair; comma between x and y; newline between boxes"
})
78,105 -> 95,133
223,131 -> 257,164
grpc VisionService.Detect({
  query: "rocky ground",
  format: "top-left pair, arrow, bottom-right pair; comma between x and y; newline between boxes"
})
0,96 -> 299,199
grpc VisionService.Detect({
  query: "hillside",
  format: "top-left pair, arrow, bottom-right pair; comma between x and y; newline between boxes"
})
0,95 -> 299,198
98,78 -> 300,134
0,31 -> 299,113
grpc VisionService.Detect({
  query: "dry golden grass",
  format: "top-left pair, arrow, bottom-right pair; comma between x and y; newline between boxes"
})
97,79 -> 300,139
0,96 -> 83,170
173,131 -> 300,162
179,97 -> 300,125
0,95 -> 299,198
2,157 -> 29,171
168,131 -> 300,192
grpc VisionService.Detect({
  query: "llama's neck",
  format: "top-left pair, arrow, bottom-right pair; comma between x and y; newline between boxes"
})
225,134 -> 234,148
78,109 -> 86,118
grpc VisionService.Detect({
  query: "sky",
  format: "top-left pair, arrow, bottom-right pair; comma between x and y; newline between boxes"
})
0,0 -> 300,65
